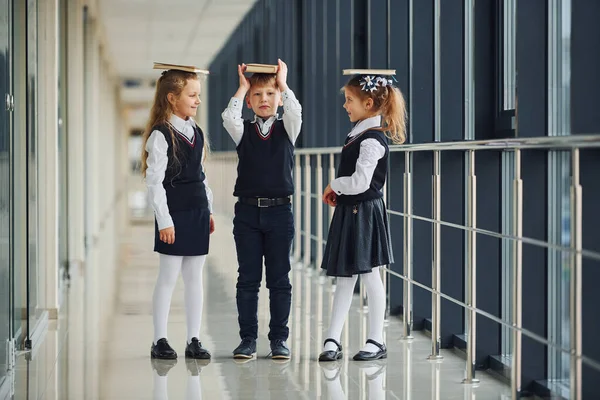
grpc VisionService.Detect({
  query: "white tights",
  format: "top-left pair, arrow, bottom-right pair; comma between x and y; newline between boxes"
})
323,267 -> 386,353
153,254 -> 206,344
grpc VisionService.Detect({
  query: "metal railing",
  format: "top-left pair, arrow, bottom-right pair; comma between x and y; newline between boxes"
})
207,134 -> 600,400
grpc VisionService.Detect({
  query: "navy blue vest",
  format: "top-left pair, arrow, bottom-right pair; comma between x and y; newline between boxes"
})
336,129 -> 389,205
233,119 -> 295,198
154,123 -> 208,211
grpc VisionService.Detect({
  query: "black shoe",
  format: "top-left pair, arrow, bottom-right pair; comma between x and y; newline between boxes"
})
270,339 -> 291,359
185,337 -> 211,360
318,338 -> 343,362
352,339 -> 387,361
151,338 -> 177,360
233,337 -> 257,359
151,358 -> 178,376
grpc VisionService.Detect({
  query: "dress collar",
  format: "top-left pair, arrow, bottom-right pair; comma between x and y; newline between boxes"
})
348,115 -> 382,138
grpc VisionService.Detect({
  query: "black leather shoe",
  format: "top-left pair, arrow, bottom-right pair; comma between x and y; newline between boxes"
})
151,358 -> 177,376
151,338 -> 177,359
270,339 -> 291,359
233,337 -> 257,359
318,338 -> 343,362
352,339 -> 387,361
185,337 -> 211,360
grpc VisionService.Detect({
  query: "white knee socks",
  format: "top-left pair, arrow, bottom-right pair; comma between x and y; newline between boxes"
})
323,275 -> 358,352
323,267 -> 386,353
153,254 -> 206,344
360,267 -> 386,353
181,256 -> 205,343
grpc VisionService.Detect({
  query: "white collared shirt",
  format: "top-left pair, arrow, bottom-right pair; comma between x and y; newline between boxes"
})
145,114 -> 213,230
221,88 -> 303,146
330,115 -> 387,196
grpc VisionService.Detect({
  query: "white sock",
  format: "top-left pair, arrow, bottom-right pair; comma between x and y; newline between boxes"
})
185,375 -> 202,400
181,255 -> 206,343
360,267 -> 386,353
153,372 -> 168,400
153,254 -> 183,343
323,275 -> 358,352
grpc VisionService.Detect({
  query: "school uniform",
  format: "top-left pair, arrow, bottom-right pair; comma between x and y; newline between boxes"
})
145,115 -> 213,256
221,89 -> 302,342
321,115 -> 394,277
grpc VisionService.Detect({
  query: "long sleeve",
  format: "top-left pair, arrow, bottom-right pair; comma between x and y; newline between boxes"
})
221,97 -> 244,146
281,89 -> 302,144
330,139 -> 386,195
203,172 -> 214,213
145,131 -> 173,230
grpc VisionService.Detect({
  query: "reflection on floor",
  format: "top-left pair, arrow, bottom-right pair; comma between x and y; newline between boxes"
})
10,211 -> 516,399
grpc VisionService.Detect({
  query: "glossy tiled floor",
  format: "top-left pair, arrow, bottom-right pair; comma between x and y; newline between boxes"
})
9,213 -> 516,399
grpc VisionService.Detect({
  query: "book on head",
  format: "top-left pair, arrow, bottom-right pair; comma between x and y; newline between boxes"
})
343,69 -> 396,76
153,62 -> 209,75
245,63 -> 279,74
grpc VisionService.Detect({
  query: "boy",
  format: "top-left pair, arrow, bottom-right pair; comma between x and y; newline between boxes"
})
221,59 -> 302,359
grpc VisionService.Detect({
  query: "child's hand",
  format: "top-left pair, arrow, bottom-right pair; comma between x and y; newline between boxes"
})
276,59 -> 288,91
209,215 -> 215,234
159,226 -> 175,244
238,64 -> 250,92
322,184 -> 337,207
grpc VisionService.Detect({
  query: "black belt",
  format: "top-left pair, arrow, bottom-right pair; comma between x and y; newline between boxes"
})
238,196 -> 291,208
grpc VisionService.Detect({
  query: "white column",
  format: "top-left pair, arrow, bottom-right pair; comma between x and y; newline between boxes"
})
66,0 -> 86,265
37,0 -> 60,317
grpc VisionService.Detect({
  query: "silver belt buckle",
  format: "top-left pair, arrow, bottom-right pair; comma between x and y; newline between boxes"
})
257,197 -> 269,208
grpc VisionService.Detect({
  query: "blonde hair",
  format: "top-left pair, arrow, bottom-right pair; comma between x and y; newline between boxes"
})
344,76 -> 407,144
141,70 -> 210,177
248,73 -> 277,88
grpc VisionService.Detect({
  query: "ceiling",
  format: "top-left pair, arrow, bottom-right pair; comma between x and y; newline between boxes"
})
98,0 -> 257,127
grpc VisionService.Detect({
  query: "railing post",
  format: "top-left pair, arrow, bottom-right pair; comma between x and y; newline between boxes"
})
316,155 -> 324,267
463,149 -> 479,384
511,149 -> 523,398
382,180 -> 389,323
428,150 -> 443,360
329,153 -> 335,223
303,154 -> 312,268
294,154 -> 302,263
402,152 -> 414,339
570,149 -> 582,400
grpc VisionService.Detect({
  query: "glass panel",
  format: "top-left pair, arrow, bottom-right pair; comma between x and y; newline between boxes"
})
57,0 -> 68,304
0,0 -> 11,383
26,0 -> 41,329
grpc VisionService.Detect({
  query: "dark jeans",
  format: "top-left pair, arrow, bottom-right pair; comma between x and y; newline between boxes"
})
233,201 -> 294,341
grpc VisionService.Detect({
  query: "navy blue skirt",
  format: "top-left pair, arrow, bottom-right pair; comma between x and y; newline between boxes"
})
320,197 -> 393,277
154,207 -> 210,256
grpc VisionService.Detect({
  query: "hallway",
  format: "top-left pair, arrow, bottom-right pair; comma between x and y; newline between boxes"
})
9,206 -> 514,399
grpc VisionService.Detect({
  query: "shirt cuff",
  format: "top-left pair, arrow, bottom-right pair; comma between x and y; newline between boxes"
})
330,180 -> 343,195
156,214 -> 174,230
228,97 -> 243,110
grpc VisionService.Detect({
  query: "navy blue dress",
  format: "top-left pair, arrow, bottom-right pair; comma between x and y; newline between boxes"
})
320,129 -> 394,277
153,123 -> 210,256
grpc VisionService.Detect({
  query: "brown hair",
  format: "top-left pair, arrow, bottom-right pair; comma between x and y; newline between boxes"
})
344,75 -> 407,144
248,73 -> 277,88
140,70 -> 210,177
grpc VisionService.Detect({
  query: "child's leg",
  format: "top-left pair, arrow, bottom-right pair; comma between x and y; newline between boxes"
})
233,204 -> 264,340
153,254 -> 183,343
323,275 -> 358,352
263,206 -> 294,342
181,255 -> 206,343
360,267 -> 386,352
